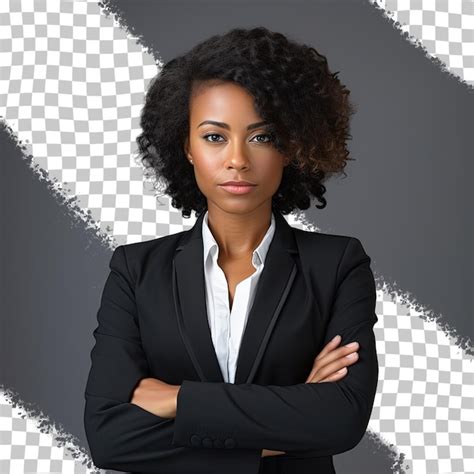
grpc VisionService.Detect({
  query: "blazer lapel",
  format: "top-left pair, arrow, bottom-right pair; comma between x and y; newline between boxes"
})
172,208 -> 299,385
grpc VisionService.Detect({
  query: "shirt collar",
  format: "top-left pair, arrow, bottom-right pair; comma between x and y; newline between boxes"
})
202,210 -> 276,267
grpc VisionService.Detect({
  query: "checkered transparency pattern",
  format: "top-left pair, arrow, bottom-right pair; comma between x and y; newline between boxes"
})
370,0 -> 474,86
371,287 -> 473,474
0,0 -> 184,250
0,0 -> 472,473
0,392 -> 93,473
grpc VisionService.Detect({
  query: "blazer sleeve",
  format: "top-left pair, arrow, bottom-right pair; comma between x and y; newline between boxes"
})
83,245 -> 263,473
171,237 -> 379,457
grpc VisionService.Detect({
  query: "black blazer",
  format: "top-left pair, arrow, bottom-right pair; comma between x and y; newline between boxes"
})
84,208 -> 379,474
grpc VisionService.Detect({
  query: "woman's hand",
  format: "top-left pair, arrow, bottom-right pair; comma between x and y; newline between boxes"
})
261,335 -> 359,458
130,377 -> 181,419
305,335 -> 359,383
261,449 -> 286,457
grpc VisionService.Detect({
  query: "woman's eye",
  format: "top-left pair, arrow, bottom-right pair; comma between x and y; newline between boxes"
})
252,133 -> 273,143
202,133 -> 224,143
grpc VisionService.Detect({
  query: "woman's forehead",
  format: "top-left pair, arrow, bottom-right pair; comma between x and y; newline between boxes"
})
189,82 -> 261,124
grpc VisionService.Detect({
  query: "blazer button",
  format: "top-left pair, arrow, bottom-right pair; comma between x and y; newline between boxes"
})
202,437 -> 213,448
224,438 -> 236,449
213,439 -> 224,448
190,434 -> 201,446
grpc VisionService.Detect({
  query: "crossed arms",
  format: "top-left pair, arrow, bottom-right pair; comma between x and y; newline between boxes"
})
84,238 -> 379,472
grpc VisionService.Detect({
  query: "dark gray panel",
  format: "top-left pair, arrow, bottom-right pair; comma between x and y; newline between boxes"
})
0,123 -> 117,471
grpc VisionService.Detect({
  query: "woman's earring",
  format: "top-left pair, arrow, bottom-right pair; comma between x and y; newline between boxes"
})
189,160 -> 193,165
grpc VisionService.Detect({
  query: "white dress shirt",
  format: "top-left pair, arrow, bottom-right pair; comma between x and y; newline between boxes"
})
202,210 -> 276,383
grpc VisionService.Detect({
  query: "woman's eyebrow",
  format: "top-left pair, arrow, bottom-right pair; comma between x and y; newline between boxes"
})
197,120 -> 269,131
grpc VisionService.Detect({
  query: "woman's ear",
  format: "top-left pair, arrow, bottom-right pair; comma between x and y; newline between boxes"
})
184,137 -> 194,165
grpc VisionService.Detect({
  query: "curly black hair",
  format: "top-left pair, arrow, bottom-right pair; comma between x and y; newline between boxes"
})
136,26 -> 357,219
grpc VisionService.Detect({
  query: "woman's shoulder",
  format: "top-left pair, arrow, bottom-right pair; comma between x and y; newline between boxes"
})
291,227 -> 372,279
115,229 -> 188,268
292,226 -> 365,254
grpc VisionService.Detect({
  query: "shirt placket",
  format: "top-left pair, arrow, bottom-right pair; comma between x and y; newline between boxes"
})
212,250 -> 232,383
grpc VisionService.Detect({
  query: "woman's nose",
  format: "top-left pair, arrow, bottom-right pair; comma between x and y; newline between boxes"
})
226,144 -> 251,169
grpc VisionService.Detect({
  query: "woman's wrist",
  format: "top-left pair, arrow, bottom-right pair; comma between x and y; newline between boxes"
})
261,449 -> 286,457
172,385 -> 181,418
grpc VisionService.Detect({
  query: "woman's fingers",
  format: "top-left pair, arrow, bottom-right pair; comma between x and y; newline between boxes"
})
306,351 -> 359,383
314,334 -> 341,361
318,366 -> 347,383
303,334 -> 343,383
305,341 -> 360,383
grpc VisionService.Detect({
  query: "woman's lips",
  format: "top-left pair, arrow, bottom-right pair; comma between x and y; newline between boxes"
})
219,184 -> 256,195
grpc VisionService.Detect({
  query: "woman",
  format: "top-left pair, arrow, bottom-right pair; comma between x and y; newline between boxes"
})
84,26 -> 378,474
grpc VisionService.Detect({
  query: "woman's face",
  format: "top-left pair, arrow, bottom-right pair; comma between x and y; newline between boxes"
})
184,81 -> 289,216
